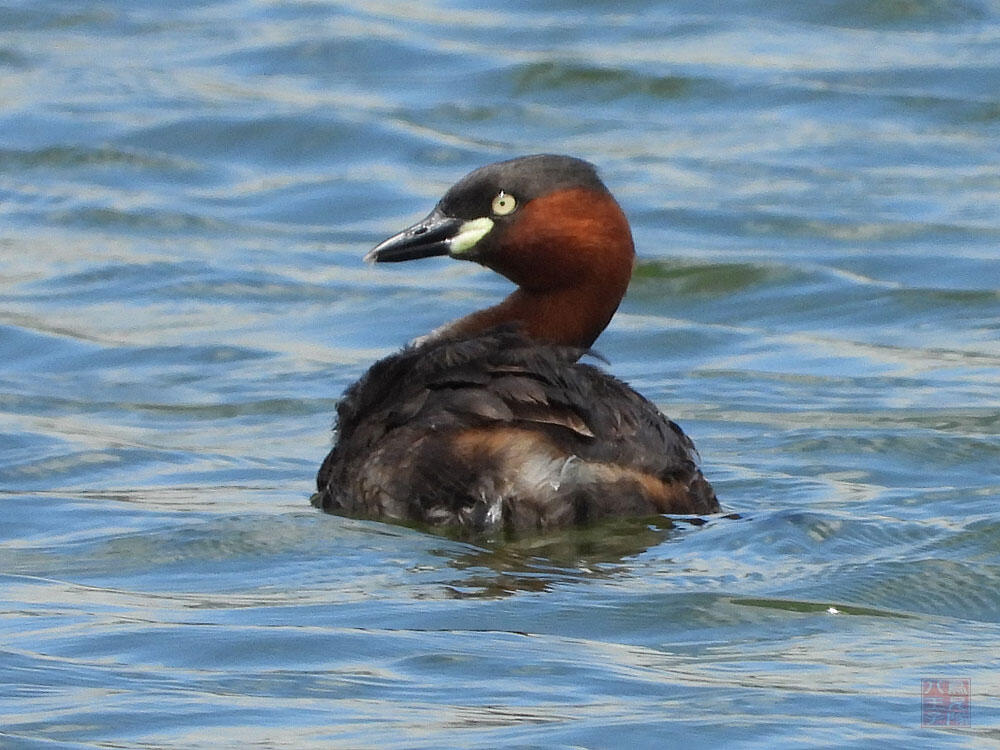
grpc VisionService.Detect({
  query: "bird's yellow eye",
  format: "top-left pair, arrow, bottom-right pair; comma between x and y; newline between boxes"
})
491,191 -> 517,216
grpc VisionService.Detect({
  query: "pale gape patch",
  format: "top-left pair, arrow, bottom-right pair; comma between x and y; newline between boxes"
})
449,217 -> 494,255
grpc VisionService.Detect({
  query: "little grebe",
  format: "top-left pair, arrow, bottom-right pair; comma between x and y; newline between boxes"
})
312,154 -> 718,534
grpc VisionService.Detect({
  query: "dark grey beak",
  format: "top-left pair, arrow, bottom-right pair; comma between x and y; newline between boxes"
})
364,209 -> 465,263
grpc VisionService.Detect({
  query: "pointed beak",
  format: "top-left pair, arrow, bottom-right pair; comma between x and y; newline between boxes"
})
364,209 -> 465,263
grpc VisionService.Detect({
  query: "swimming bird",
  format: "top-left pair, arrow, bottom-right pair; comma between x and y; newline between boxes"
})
312,154 -> 719,535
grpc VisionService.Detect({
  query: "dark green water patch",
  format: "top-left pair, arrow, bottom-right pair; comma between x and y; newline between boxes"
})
632,260 -> 802,296
731,597 -> 913,619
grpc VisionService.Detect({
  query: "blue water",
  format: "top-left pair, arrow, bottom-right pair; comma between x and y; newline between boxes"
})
2,1 -> 1000,747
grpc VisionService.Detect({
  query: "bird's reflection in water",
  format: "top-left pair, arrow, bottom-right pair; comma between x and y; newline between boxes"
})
432,515 -> 723,598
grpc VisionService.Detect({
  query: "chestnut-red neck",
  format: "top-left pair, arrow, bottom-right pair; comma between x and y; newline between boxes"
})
437,283 -> 622,350
434,188 -> 635,351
